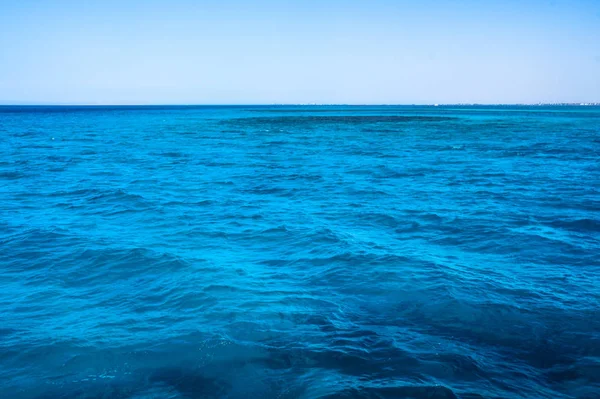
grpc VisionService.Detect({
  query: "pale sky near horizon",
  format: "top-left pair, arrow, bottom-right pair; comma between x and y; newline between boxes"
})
1,0 -> 599,105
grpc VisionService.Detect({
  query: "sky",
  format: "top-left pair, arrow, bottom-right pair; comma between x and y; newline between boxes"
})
0,0 -> 599,104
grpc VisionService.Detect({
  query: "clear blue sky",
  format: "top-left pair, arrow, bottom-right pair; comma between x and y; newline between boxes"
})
1,0 -> 599,104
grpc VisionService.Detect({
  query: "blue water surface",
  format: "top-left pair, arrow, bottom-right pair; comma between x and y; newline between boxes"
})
0,105 -> 599,399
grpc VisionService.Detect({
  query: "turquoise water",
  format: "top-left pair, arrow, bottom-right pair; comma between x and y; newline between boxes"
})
0,105 -> 599,398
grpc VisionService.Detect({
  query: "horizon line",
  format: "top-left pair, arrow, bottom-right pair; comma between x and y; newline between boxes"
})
1,102 -> 599,107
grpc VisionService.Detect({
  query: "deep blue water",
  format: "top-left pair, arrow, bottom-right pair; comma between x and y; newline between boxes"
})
0,105 -> 599,399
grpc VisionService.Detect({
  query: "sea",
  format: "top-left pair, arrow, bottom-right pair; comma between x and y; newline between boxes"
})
0,105 -> 598,399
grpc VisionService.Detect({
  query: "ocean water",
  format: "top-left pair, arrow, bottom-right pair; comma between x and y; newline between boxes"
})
0,105 -> 599,399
